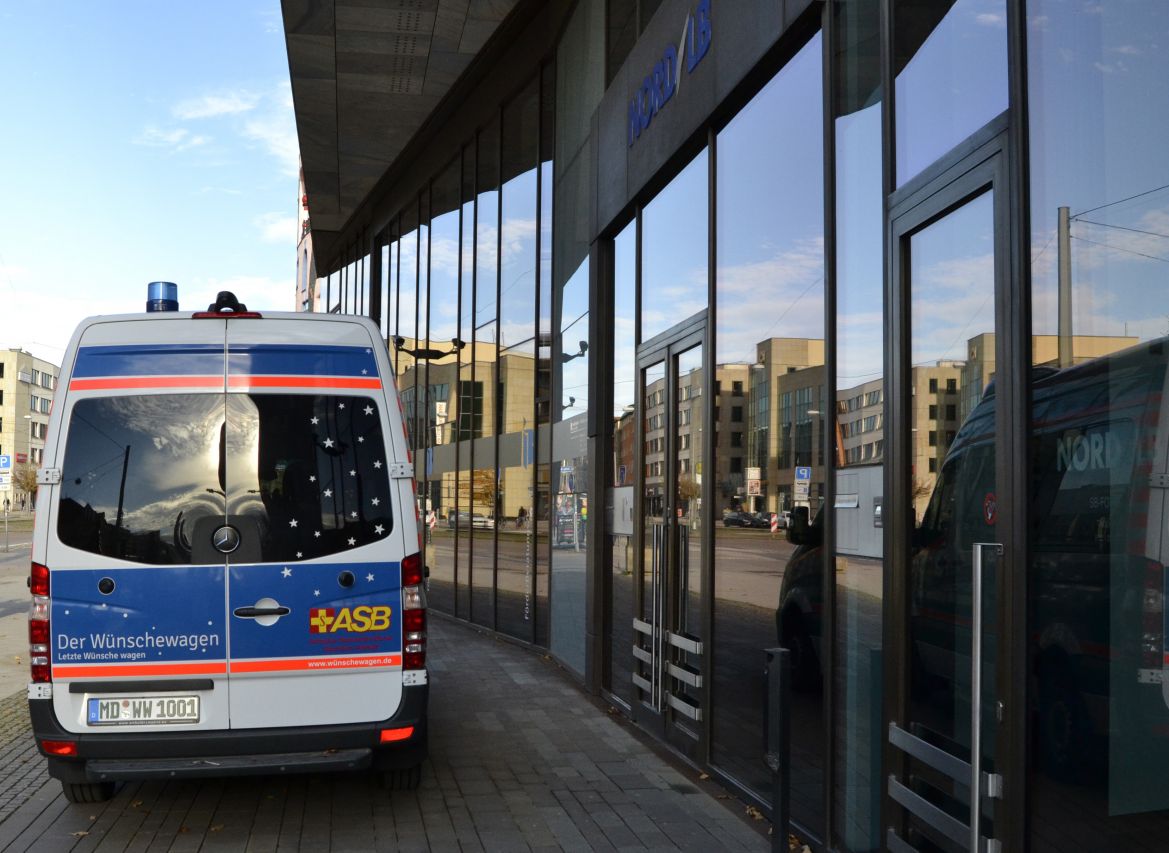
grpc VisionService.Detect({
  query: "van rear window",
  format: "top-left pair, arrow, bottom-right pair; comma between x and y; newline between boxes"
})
57,394 -> 393,564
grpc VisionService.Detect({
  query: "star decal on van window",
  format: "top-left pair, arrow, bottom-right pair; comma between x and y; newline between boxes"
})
250,394 -> 394,562
282,567 -> 292,578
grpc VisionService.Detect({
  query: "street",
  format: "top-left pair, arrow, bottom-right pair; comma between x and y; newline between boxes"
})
0,616 -> 770,852
0,518 -> 32,698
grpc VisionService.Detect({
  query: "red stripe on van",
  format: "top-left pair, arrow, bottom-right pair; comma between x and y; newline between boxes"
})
70,376 -> 224,391
230,654 -> 402,673
52,662 -> 228,678
228,376 -> 382,390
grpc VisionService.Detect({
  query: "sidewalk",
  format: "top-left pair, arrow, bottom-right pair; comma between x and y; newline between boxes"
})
0,614 -> 771,851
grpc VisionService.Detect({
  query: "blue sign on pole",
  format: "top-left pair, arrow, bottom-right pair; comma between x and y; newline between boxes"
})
0,455 -> 10,472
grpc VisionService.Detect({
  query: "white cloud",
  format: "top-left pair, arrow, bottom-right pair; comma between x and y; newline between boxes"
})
134,126 -> 211,152
242,82 -> 299,178
173,90 -> 260,120
975,13 -> 1005,27
255,212 -> 297,244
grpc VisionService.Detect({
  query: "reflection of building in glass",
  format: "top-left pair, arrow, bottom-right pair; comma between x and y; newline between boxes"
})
393,337 -> 545,523
725,338 -> 826,515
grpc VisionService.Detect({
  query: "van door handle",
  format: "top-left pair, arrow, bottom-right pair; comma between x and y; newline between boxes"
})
233,606 -> 290,618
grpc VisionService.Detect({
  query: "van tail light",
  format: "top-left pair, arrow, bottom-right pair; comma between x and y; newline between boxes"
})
402,552 -> 424,587
1141,559 -> 1164,670
402,552 -> 426,671
29,563 -> 51,684
30,562 -> 49,596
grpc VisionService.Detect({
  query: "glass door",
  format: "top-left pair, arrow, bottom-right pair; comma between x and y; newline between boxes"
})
632,328 -> 706,746
885,145 -> 1021,852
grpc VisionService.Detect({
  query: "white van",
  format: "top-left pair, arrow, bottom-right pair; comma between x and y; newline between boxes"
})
27,288 -> 428,803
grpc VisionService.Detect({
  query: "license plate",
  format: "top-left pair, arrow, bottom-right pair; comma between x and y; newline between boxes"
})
87,696 -> 200,726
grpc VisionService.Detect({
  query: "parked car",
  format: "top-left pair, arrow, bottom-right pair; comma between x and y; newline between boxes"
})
721,511 -> 754,527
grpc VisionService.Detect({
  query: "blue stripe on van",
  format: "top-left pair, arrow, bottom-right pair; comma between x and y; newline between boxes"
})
228,345 -> 378,378
73,344 -> 379,379
73,345 -> 224,377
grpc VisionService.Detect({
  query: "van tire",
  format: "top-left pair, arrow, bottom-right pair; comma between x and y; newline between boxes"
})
381,764 -> 422,791
61,781 -> 115,804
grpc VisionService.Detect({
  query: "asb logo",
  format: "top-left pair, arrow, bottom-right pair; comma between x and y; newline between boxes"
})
309,606 -> 392,633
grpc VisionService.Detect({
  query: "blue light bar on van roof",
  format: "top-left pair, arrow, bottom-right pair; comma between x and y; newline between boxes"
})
146,281 -> 179,313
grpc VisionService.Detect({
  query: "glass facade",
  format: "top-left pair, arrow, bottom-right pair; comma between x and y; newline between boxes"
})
712,32 -> 825,822
1026,2 -> 1169,848
302,1 -> 1169,848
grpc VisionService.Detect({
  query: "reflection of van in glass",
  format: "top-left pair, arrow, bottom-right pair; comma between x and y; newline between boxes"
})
28,290 -> 428,803
912,338 -> 1169,780
780,337 -> 1169,782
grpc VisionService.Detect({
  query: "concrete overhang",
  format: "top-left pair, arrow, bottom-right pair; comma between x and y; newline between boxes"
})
282,0 -> 520,274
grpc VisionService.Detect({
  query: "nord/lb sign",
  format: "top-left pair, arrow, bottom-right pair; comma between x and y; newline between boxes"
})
628,0 -> 712,148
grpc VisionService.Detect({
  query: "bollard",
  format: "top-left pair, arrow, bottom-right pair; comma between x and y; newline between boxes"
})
764,647 -> 791,852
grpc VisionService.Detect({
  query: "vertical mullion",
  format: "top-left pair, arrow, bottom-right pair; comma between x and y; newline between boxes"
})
493,107 -> 503,633
469,134 -> 479,626
700,127 -> 716,762
531,68 -> 544,646
820,2 -> 838,845
455,152 -> 465,621
1002,0 -> 1032,845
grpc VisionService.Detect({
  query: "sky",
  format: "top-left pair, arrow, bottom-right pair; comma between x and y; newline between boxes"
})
0,1 -> 299,366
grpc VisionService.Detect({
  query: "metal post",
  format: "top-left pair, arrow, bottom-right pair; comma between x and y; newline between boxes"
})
971,544 -> 984,853
1057,206 -> 1072,368
3,506 -> 7,553
971,543 -> 1003,853
765,647 -> 790,852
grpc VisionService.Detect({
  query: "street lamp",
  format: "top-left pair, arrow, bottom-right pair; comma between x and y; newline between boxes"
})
393,336 -> 466,360
560,341 -> 588,363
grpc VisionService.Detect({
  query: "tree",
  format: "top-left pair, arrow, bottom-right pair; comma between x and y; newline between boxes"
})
13,463 -> 38,506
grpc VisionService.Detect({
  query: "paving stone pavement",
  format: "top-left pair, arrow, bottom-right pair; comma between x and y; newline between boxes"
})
0,614 -> 771,851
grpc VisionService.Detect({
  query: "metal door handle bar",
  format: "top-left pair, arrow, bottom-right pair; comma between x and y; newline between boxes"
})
887,542 -> 1004,852
889,724 -> 1001,798
233,606 -> 291,618
971,542 -> 1002,853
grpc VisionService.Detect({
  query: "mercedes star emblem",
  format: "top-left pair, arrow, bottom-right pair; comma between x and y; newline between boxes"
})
212,524 -> 241,554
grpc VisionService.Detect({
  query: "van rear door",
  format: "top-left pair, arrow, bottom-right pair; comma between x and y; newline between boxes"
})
223,319 -> 410,727
47,319 -> 231,734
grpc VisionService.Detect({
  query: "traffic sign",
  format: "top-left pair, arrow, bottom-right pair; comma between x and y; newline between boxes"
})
0,455 -> 10,472
794,466 -> 811,501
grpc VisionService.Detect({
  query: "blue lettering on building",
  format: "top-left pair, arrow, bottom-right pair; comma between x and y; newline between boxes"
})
628,0 -> 712,147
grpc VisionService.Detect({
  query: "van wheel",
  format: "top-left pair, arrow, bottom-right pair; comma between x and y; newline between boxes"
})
382,764 -> 422,791
61,781 -> 115,804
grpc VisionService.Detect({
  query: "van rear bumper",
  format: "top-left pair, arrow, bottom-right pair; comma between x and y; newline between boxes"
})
30,684 -> 427,783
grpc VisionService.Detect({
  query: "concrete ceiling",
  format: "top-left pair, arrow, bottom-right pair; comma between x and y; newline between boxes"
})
282,0 -> 518,264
